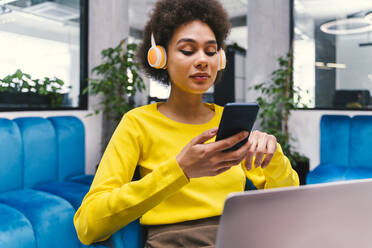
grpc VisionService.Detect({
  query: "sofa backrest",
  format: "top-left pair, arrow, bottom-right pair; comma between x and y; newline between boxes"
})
349,115 -> 372,168
14,117 -> 58,188
0,118 -> 23,192
0,116 -> 86,191
48,116 -> 85,181
320,115 -> 351,166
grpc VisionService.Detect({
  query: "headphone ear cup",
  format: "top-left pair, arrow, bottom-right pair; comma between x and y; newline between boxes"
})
147,45 -> 167,69
218,49 -> 226,71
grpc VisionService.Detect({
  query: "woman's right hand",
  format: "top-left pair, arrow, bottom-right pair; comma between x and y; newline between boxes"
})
176,127 -> 249,179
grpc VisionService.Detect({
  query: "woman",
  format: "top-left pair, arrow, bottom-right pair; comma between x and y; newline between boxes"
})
74,0 -> 299,247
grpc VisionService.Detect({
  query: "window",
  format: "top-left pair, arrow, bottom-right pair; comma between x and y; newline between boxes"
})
293,0 -> 372,109
0,0 -> 88,110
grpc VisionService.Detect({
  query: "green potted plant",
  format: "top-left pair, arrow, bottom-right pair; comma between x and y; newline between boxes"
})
249,52 -> 310,185
0,69 -> 68,107
84,39 -> 146,151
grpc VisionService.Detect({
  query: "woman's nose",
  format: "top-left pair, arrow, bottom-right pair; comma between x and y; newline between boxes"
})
194,51 -> 208,69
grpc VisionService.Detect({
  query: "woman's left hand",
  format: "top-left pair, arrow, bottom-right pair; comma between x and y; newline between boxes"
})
244,130 -> 277,170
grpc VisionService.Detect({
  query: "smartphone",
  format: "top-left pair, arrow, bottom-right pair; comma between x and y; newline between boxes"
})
215,102 -> 259,152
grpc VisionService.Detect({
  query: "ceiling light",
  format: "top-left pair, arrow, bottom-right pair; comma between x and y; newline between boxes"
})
320,18 -> 372,35
315,62 -> 346,69
359,42 -> 372,47
326,63 -> 346,69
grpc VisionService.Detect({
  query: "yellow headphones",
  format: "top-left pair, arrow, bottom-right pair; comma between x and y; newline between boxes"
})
147,32 -> 226,71
147,33 -> 167,69
217,49 -> 226,71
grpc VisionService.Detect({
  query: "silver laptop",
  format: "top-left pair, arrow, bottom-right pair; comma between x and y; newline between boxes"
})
216,179 -> 372,248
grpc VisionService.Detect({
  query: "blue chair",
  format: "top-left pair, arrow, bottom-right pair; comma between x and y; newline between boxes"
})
308,115 -> 372,184
307,115 -> 351,184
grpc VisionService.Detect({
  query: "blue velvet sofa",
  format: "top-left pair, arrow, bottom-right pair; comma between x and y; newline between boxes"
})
307,115 -> 372,184
0,116 -> 95,248
0,115 -> 144,248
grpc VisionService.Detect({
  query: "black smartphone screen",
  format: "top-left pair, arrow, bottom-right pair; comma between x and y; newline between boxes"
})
215,102 -> 259,152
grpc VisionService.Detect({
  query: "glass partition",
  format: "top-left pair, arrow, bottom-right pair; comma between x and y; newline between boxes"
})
0,0 -> 88,110
293,0 -> 372,109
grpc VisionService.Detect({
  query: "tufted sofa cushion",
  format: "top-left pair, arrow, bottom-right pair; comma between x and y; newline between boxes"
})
0,118 -> 23,192
47,116 -> 93,185
0,203 -> 36,248
0,189 -> 80,248
14,117 -> 58,187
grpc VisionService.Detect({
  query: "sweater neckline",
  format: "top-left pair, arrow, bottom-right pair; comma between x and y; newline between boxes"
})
152,102 -> 220,127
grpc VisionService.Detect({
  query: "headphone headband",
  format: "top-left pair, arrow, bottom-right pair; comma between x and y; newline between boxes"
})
147,32 -> 226,71
150,33 -> 156,47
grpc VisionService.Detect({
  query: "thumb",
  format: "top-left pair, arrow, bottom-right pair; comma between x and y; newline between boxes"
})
191,127 -> 218,145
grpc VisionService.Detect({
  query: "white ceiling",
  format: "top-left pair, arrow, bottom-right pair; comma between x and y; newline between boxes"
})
295,0 -> 372,19
129,0 -> 248,31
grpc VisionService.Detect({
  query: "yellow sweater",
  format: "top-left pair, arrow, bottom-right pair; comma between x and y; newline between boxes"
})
74,103 -> 299,245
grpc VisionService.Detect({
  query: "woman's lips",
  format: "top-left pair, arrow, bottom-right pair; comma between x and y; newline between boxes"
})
190,76 -> 209,81
190,74 -> 210,81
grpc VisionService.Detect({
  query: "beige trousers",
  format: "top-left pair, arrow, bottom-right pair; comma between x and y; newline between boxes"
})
144,216 -> 220,248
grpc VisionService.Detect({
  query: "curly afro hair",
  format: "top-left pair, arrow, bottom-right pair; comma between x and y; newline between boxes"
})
137,0 -> 231,86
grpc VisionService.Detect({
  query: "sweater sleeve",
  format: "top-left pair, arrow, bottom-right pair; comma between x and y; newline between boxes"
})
241,143 -> 299,189
74,113 -> 189,245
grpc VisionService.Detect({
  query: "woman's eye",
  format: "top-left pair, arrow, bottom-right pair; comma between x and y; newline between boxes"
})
206,51 -> 217,56
180,50 -> 194,56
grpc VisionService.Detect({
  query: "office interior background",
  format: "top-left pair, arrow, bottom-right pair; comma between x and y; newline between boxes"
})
0,0 -> 372,175
2,0 -> 372,247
